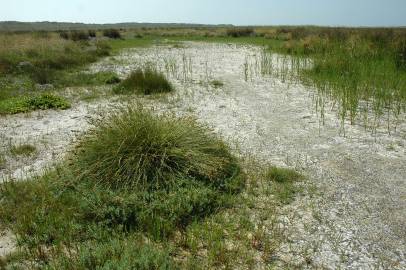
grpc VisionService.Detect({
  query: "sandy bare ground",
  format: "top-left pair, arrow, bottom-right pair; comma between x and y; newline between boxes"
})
1,42 -> 405,269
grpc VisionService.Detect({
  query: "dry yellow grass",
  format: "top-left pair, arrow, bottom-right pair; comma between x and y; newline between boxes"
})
0,32 -> 68,55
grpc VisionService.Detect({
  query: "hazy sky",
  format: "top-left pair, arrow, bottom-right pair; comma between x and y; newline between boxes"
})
1,0 -> 406,26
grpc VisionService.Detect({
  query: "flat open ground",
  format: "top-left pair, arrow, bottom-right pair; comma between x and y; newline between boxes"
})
1,42 -> 405,269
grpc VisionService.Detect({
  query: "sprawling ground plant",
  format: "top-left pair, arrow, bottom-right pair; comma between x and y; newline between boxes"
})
0,106 -> 244,268
0,93 -> 70,114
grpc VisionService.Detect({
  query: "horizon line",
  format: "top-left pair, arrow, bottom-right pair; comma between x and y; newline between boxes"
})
1,20 -> 406,29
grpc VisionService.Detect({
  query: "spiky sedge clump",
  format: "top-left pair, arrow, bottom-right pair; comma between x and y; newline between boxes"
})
74,106 -> 243,192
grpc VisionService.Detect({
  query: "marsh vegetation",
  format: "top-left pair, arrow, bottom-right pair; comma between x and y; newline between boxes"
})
0,25 -> 405,269
0,107 -> 294,268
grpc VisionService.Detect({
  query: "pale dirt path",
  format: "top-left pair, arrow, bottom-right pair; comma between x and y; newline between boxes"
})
1,42 -> 405,269
0,99 -> 120,181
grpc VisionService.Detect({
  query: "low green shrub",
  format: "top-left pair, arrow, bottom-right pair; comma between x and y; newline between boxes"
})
58,31 -> 90,41
0,153 -> 6,169
47,237 -> 176,270
59,31 -> 70,40
226,28 -> 255,38
103,29 -> 122,39
55,71 -> 121,87
0,93 -> 71,114
88,30 -> 97,38
70,31 -> 90,41
114,68 -> 173,95
26,93 -> 71,110
211,80 -> 224,88
10,144 -> 36,157
105,73 -> 121,84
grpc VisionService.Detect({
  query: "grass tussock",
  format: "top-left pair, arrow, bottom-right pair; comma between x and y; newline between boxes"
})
265,166 -> 303,204
10,144 -> 37,157
210,80 -> 224,88
0,153 -> 5,169
0,106 -> 244,267
114,68 -> 173,95
0,93 -> 70,115
74,107 -> 243,190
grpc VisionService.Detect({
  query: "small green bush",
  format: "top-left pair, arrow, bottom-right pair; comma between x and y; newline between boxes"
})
0,153 -> 6,169
55,71 -> 120,87
26,93 -> 71,110
103,29 -> 122,39
88,30 -> 97,38
114,68 -> 173,95
70,31 -> 90,41
59,31 -> 70,40
0,93 -> 71,114
10,144 -> 36,157
105,74 -> 121,84
211,80 -> 224,88
226,28 -> 255,38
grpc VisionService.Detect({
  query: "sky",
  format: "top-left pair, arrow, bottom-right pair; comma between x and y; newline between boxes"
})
1,0 -> 406,27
